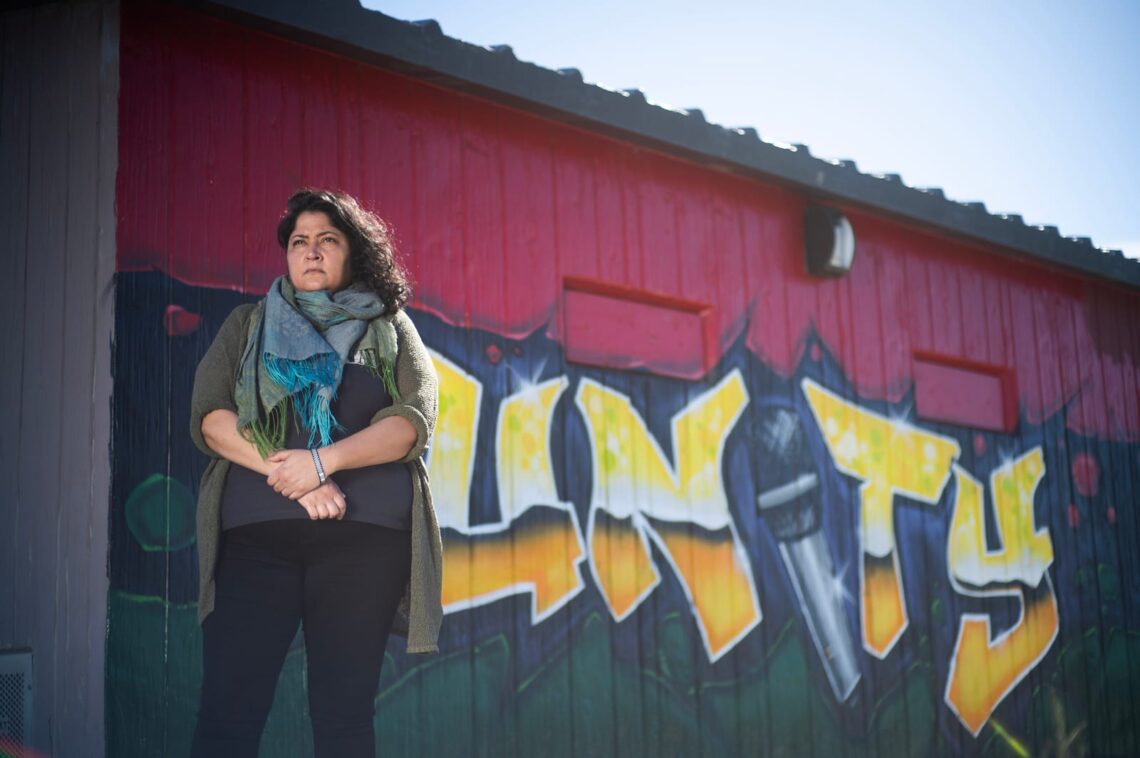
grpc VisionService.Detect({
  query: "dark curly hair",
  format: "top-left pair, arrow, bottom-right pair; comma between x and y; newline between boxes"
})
276,188 -> 411,311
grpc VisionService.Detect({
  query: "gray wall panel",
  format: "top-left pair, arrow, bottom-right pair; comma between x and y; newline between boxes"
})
0,2 -> 116,756
0,5 -> 31,646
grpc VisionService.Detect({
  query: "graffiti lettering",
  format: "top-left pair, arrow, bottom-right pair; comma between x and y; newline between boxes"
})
945,449 -> 1059,735
576,369 -> 761,661
428,350 -> 482,529
801,378 -> 960,658
428,349 -> 1062,731
431,352 -> 587,623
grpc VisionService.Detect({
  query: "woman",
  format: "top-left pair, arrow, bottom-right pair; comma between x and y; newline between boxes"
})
188,188 -> 442,757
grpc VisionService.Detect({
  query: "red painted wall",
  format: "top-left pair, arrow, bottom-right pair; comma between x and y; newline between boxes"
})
117,5 -> 1140,444
116,3 -> 1138,442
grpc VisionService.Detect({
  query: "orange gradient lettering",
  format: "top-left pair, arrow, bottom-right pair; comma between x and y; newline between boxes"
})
945,450 -> 1059,735
431,356 -> 585,623
577,369 -> 760,661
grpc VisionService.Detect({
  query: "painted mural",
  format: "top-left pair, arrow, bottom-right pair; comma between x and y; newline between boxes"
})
108,271 -> 1140,757
106,4 -> 1140,756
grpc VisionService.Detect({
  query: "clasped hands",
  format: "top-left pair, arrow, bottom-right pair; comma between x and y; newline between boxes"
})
266,448 -> 345,520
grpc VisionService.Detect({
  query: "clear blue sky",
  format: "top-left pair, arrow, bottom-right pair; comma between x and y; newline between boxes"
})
363,0 -> 1140,260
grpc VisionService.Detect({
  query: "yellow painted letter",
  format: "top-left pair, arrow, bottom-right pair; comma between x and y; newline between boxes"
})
801,378 -> 959,657
437,367 -> 586,623
576,369 -> 760,661
945,450 -> 1059,736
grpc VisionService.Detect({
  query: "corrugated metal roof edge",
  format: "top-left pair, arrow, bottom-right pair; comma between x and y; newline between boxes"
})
196,0 -> 1140,290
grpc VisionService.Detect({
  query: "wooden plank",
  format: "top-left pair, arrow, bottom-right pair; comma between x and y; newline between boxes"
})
1008,277 -> 1047,426
0,7 -> 32,648
706,182 -> 749,352
1099,292 -> 1140,755
1053,279 -> 1102,746
635,163 -> 680,298
876,236 -> 913,405
1111,293 -> 1140,755
742,188 -> 801,377
592,141 -> 630,286
456,103 -> 506,333
929,250 -> 965,358
846,226 -> 887,400
1032,285 -> 1064,419
981,268 -> 1007,368
0,4 -> 115,754
186,11 -> 245,294
56,5 -> 105,754
704,189 -> 740,756
18,3 -> 71,752
115,0 -> 171,276
551,137 -> 599,285
618,151 -> 645,288
957,259 -> 988,365
1080,288 -> 1127,755
350,53 -> 416,234
298,37 -> 340,191
404,63 -> 467,317
241,25 -> 301,293
499,125 -> 556,335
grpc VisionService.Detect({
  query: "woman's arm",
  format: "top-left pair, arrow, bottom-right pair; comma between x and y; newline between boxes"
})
202,409 -> 275,476
265,416 -> 415,498
190,304 -> 256,459
267,310 -> 438,499
191,305 -> 289,479
322,415 -> 416,472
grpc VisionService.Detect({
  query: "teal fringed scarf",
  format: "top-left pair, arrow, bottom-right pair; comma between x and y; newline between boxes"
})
235,276 -> 400,456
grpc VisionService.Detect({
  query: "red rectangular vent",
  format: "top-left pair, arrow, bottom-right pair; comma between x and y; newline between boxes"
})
912,350 -> 1017,433
561,277 -> 716,380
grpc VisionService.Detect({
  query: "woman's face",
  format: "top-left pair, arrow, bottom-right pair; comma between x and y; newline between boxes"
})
286,210 -> 352,293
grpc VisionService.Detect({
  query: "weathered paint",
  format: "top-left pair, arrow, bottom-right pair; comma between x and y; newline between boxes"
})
108,2 -> 1140,756
0,2 -> 118,756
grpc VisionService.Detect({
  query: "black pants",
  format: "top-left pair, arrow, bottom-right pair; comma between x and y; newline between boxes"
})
191,519 -> 411,758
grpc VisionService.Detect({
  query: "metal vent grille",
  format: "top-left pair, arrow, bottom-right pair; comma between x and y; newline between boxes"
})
0,650 -> 32,753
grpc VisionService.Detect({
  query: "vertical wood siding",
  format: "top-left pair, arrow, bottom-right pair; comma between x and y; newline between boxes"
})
0,2 -> 117,755
109,2 -> 1140,756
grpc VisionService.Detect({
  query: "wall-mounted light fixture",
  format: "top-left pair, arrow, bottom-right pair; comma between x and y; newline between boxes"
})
804,205 -> 855,277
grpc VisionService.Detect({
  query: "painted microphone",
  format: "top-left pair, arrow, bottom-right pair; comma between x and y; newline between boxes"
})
755,407 -> 861,703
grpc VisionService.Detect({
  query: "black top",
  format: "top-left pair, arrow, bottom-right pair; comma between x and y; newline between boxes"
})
221,363 -> 413,531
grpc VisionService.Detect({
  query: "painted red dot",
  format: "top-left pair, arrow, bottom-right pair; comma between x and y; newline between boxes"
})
1071,453 -> 1100,498
1107,506 -> 1117,526
485,343 -> 503,365
163,304 -> 201,336
973,434 -> 986,457
1068,504 -> 1080,529
811,344 -> 822,362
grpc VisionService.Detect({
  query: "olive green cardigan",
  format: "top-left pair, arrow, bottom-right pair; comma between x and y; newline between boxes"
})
189,303 -> 443,654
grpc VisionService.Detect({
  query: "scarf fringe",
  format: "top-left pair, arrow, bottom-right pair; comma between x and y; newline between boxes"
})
263,353 -> 340,394
242,400 -> 289,458
296,389 -> 341,449
244,350 -> 398,457
262,353 -> 344,449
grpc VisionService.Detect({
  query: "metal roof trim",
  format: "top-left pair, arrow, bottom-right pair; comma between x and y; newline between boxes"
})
196,0 -> 1140,288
